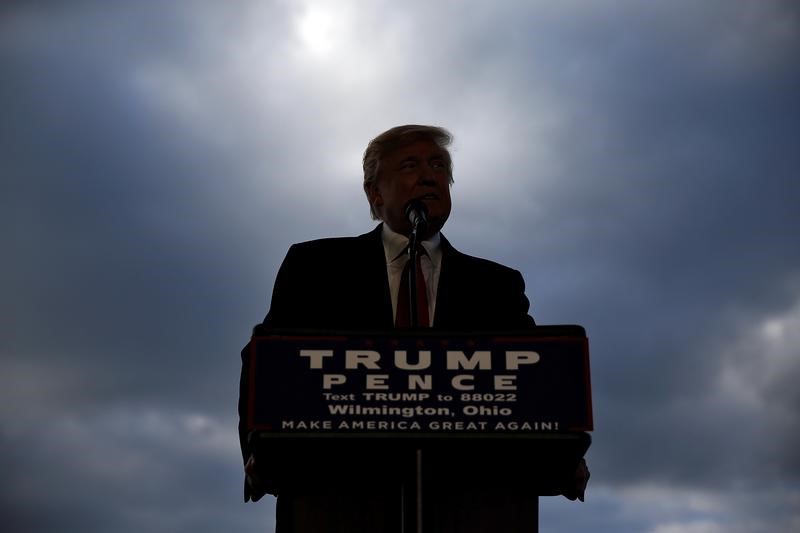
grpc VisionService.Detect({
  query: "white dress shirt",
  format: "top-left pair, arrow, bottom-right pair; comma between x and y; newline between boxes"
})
381,224 -> 442,326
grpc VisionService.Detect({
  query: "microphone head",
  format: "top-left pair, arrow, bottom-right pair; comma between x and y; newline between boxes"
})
405,199 -> 429,229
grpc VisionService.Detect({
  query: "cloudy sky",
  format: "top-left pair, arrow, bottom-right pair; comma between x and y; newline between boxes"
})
2,1 -> 798,532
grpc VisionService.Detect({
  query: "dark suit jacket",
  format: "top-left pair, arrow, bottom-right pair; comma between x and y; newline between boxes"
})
261,224 -> 534,332
239,224 -> 535,502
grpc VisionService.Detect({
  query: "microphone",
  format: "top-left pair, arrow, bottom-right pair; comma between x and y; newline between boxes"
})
405,199 -> 429,231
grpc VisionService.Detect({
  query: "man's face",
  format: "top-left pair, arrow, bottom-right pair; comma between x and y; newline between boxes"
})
367,139 -> 452,237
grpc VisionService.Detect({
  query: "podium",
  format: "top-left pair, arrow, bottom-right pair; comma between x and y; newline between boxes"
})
244,326 -> 592,533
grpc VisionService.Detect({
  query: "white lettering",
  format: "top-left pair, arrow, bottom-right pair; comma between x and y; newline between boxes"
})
322,374 -> 346,389
408,374 -> 433,390
345,350 -> 381,369
394,350 -> 432,370
366,374 -> 390,389
451,374 -> 475,390
505,351 -> 540,369
446,350 -> 491,370
299,349 -> 334,369
494,375 -> 517,390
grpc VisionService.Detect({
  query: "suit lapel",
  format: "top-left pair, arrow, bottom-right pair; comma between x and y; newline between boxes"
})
433,234 -> 464,328
357,224 -> 394,329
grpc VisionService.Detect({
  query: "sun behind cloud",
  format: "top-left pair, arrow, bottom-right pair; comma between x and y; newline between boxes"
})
293,1 -> 352,58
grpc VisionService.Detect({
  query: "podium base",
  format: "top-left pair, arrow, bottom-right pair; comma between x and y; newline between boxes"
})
276,488 -> 538,533
254,432 -> 589,533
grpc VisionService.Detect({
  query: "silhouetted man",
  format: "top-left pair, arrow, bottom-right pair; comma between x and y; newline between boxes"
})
239,125 -> 587,532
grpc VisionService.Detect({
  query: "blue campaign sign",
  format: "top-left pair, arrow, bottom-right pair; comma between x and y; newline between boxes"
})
246,327 -> 592,435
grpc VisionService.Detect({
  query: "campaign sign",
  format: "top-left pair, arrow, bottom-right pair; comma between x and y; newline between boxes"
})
246,327 -> 592,436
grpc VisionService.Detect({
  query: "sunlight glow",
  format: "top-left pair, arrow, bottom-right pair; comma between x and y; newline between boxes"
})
294,3 -> 351,58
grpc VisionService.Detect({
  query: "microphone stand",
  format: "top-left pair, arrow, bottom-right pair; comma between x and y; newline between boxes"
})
405,198 -> 428,329
407,224 -> 422,328
406,210 -> 425,532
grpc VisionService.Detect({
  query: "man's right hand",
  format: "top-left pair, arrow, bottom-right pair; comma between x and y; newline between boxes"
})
244,454 -> 269,502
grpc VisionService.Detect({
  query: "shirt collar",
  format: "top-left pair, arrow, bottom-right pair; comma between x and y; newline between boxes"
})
381,224 -> 442,264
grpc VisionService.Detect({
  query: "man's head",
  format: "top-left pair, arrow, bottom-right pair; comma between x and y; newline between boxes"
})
363,125 -> 454,237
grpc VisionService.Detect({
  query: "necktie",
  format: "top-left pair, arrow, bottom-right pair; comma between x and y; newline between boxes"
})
395,249 -> 429,328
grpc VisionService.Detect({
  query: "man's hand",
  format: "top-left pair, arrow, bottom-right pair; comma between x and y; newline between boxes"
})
245,454 -> 268,502
563,458 -> 590,502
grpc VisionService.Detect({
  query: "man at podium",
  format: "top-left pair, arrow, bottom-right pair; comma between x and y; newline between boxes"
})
239,125 -> 587,532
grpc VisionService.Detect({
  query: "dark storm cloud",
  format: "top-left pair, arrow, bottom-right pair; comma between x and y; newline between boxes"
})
1,0 -> 299,412
0,408 -> 275,532
399,0 -> 800,523
2,5 -> 289,530
456,0 -> 800,499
